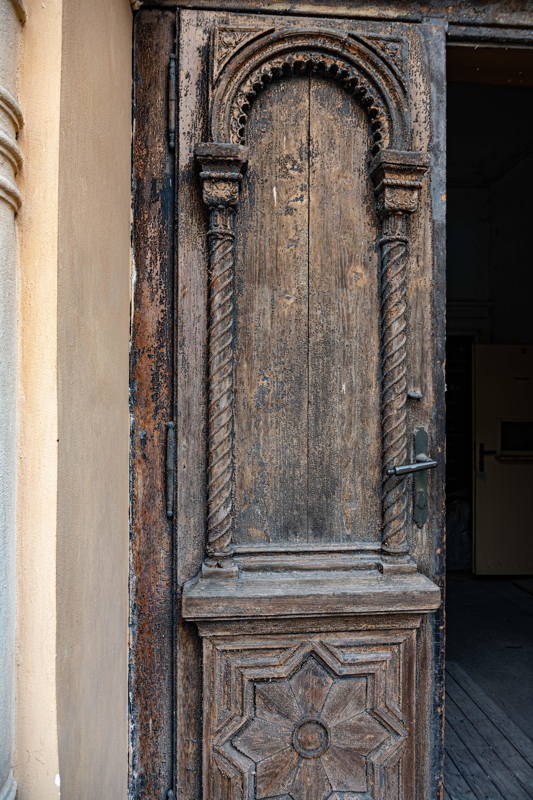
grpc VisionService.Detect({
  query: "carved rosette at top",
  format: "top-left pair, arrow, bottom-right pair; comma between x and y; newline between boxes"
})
371,151 -> 428,556
196,143 -> 248,570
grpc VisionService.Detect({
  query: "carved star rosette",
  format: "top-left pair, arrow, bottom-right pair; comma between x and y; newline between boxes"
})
230,656 -> 405,800
201,629 -> 419,799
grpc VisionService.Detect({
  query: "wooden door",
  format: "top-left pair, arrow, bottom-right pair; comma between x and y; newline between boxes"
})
474,345 -> 533,574
174,10 -> 445,799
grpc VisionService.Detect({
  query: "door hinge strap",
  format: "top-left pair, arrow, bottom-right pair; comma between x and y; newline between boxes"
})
168,53 -> 176,151
166,420 -> 176,518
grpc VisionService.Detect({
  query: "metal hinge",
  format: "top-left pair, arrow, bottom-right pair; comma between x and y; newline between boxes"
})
168,53 -> 176,151
166,420 -> 176,518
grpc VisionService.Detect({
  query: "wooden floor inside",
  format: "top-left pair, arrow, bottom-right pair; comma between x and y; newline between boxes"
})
445,661 -> 533,799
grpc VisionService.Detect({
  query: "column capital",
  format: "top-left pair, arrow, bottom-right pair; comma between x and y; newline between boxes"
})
195,142 -> 248,208
370,150 -> 429,217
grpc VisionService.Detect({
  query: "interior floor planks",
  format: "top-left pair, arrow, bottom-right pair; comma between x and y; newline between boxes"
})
445,662 -> 533,800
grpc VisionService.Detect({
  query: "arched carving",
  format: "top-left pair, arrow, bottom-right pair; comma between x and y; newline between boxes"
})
210,28 -> 410,153
195,27 -> 429,574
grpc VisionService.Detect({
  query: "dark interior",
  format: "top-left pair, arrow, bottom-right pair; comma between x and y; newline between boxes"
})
445,44 -> 533,797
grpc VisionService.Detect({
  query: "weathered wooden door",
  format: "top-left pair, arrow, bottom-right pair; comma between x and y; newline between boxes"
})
174,9 -> 445,799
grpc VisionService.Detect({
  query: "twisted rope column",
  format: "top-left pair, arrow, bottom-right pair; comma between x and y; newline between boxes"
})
379,212 -> 409,554
371,150 -> 428,561
195,142 -> 248,575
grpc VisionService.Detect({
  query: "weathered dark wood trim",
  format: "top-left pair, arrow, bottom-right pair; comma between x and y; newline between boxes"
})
423,18 -> 447,800
132,1 -> 533,29
447,24 -> 533,43
130,9 -> 177,798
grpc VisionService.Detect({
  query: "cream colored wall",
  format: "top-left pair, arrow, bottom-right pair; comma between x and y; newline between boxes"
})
56,0 -> 131,795
17,1 -> 62,795
0,1 -> 23,798
17,0 -> 132,797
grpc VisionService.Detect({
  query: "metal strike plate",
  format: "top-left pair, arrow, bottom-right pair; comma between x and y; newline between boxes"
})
414,428 -> 432,528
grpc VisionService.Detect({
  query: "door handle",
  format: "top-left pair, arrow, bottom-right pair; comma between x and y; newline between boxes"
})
478,442 -> 497,473
386,458 -> 437,477
386,429 -> 437,528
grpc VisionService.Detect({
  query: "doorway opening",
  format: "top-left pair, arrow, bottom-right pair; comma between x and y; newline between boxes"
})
445,44 -> 533,798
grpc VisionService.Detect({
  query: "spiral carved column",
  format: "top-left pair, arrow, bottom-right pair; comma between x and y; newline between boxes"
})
371,151 -> 428,561
195,143 -> 248,575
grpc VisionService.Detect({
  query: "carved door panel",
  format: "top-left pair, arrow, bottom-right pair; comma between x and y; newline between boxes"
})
177,10 -> 445,800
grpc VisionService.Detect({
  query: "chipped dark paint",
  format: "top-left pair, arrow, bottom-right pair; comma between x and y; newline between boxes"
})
133,0 -> 533,29
130,9 -> 176,800
420,18 -> 448,800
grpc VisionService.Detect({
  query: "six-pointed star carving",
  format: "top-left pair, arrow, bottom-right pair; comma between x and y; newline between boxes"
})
232,657 -> 390,799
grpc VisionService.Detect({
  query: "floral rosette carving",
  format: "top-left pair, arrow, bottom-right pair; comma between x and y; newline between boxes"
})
233,658 -> 392,799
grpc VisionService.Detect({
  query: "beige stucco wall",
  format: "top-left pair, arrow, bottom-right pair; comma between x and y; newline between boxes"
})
17,0 -> 132,796
17,1 -> 62,795
56,0 -> 132,795
0,1 -> 23,799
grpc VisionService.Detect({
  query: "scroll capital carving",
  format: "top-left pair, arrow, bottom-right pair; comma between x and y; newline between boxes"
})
371,150 -> 429,217
195,142 -> 248,208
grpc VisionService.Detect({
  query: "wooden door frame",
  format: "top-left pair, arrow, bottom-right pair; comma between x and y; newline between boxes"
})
129,4 -> 532,798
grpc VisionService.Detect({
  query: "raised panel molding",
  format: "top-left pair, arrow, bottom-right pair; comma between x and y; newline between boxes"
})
199,622 -> 422,800
187,25 -> 430,577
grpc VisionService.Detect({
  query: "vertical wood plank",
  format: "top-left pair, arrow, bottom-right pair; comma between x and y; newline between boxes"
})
130,9 -> 176,798
176,9 -> 213,799
308,75 -> 381,544
234,76 -> 310,544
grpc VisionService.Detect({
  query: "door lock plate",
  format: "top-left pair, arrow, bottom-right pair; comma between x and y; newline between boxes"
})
413,428 -> 432,528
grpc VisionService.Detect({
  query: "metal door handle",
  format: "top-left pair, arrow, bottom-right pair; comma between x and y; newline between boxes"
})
386,429 -> 437,528
478,443 -> 496,473
386,457 -> 437,477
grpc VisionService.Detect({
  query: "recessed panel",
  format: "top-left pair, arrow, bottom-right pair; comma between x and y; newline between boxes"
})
234,74 -> 380,545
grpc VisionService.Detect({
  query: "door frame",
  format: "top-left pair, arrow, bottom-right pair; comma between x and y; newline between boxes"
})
129,5 -> 533,798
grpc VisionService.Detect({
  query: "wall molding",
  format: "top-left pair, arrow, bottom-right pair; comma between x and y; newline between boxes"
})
0,774 -> 16,800
0,176 -> 21,213
0,2 -> 23,794
0,87 -> 24,133
0,85 -> 23,213
0,130 -> 23,173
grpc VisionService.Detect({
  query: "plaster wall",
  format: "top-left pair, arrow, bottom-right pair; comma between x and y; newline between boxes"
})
56,0 -> 132,795
0,1 -> 23,798
16,0 -> 132,796
17,5 -> 61,794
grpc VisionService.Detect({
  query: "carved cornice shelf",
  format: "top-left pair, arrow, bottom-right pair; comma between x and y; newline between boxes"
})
182,569 -> 440,621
